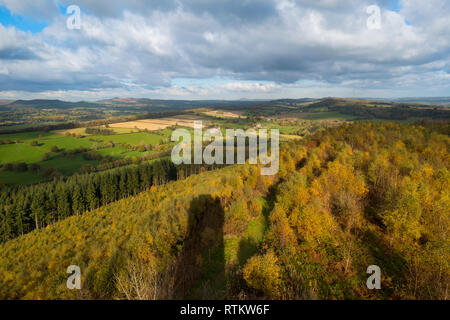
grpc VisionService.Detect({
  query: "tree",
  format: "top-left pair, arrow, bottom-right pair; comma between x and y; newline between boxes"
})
86,180 -> 99,211
71,184 -> 84,216
56,183 -> 71,220
42,153 -> 52,161
0,206 -> 14,242
243,250 -> 281,298
28,163 -> 41,172
51,146 -> 60,153
80,164 -> 95,174
42,166 -> 61,179
13,162 -> 28,172
30,191 -> 45,230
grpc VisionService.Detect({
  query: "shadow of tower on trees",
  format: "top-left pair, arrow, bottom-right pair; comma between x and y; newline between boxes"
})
174,195 -> 225,299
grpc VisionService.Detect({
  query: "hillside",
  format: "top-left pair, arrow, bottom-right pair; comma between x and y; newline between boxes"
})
0,121 -> 448,300
247,98 -> 450,121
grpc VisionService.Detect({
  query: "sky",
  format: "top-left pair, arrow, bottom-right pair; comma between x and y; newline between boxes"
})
0,0 -> 449,101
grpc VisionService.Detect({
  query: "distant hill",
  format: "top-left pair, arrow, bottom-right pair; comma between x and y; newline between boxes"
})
247,97 -> 450,120
6,98 -> 263,111
0,100 -> 14,106
3,97 -> 450,122
368,97 -> 450,106
8,99 -> 99,109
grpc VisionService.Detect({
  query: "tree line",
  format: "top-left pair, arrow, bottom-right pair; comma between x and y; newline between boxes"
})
0,158 -> 225,242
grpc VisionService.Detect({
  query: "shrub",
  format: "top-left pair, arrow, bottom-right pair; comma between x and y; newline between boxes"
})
13,162 -> 28,172
80,164 -> 95,174
50,146 -> 60,153
28,163 -> 41,172
243,250 -> 281,298
42,166 -> 61,179
42,153 -> 52,161
1,163 -> 13,171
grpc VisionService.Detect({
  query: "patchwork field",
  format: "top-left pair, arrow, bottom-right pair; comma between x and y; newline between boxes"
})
201,110 -> 246,119
0,127 -> 174,185
109,114 -> 209,131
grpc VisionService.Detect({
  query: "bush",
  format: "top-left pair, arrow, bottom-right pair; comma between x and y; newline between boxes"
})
80,164 -> 95,174
225,199 -> 248,234
28,163 -> 41,172
50,146 -> 60,153
13,162 -> 28,172
42,153 -> 52,161
243,250 -> 281,298
1,163 -> 13,171
85,127 -> 115,135
82,152 -> 102,161
42,166 -> 61,179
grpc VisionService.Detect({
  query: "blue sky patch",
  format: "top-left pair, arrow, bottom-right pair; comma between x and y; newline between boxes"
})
0,5 -> 47,33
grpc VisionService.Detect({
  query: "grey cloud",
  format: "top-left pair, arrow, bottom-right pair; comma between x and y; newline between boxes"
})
0,0 -> 58,20
0,47 -> 38,60
0,0 -> 448,96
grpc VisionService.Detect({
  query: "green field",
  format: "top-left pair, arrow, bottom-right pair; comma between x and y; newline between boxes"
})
0,170 -> 43,185
40,135 -> 93,150
0,132 -> 94,164
95,147 -> 144,158
0,143 -> 49,164
0,153 -> 101,185
88,132 -> 166,145
0,129 -> 172,185
42,154 -> 100,175
0,130 -> 168,165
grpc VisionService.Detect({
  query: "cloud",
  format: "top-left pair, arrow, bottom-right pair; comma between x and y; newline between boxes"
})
216,82 -> 281,92
0,0 -> 449,99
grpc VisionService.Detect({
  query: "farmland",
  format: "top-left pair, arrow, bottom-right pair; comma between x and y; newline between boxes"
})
1,98 -> 449,186
0,111 -> 320,185
109,114 -> 209,131
0,126 -> 173,185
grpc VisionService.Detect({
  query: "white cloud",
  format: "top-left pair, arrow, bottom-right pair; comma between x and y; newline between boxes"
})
0,0 -> 449,99
216,82 -> 281,92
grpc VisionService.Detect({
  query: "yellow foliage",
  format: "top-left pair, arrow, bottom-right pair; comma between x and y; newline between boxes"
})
243,250 -> 281,298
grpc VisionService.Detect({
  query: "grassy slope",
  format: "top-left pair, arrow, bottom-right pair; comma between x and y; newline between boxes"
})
0,164 -> 269,299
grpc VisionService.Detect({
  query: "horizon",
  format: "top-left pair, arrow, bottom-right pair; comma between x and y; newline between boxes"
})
2,96 -> 450,103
